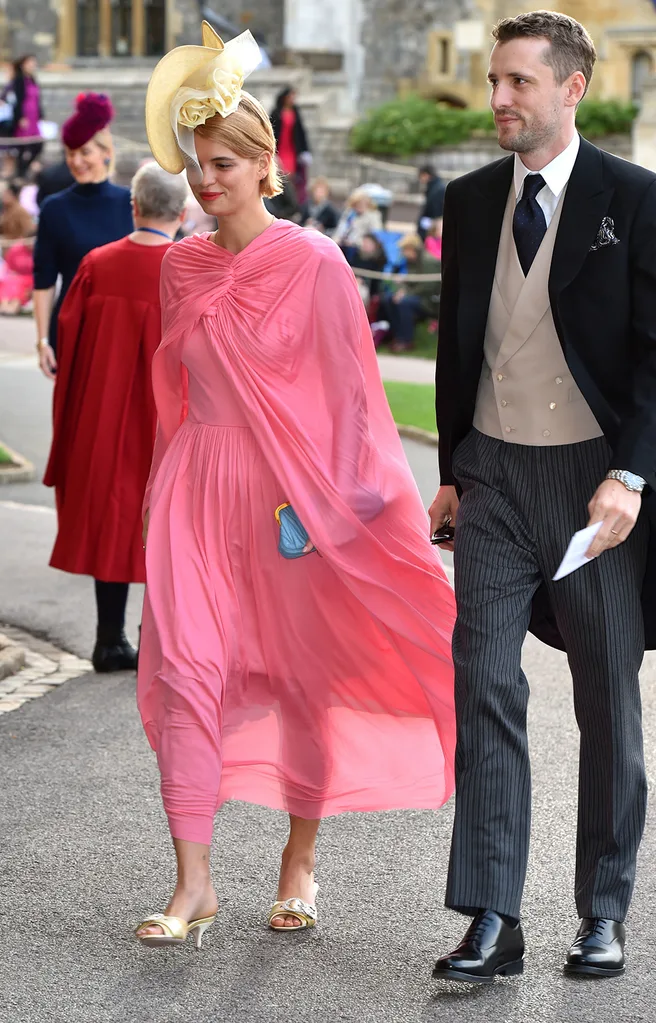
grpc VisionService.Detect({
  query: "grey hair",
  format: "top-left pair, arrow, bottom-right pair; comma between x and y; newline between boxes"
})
131,162 -> 189,221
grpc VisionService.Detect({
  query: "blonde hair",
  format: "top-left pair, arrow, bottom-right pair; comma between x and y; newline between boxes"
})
348,188 -> 376,211
399,232 -> 423,251
64,127 -> 116,176
92,127 -> 115,175
195,91 -> 283,198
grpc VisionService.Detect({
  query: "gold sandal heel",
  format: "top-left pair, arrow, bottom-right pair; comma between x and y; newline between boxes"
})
268,882 -> 319,932
188,915 -> 217,950
135,912 -> 217,949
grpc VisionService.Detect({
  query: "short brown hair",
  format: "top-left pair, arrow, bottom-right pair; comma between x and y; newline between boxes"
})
195,91 -> 283,199
492,10 -> 597,95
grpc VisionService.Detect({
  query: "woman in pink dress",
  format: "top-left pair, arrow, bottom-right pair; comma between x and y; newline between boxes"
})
135,25 -> 456,949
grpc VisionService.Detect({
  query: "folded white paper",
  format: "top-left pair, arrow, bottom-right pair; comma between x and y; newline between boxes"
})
553,521 -> 603,581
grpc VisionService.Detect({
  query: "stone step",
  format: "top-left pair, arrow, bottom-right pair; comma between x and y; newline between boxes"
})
0,635 -> 26,682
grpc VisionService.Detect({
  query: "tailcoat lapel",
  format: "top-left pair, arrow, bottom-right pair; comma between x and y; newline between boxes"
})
549,136 -> 614,303
460,157 -> 514,364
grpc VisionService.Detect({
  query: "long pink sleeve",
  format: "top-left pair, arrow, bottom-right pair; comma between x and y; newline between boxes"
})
142,256 -> 189,517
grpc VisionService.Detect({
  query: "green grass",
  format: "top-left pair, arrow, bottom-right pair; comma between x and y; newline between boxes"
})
383,381 -> 437,434
377,321 -> 438,360
0,443 -> 15,465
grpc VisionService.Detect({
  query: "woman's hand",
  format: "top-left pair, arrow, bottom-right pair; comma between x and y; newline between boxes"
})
38,342 -> 57,380
142,509 -> 150,548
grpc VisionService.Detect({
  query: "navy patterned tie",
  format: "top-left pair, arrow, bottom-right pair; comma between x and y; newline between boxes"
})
513,173 -> 547,276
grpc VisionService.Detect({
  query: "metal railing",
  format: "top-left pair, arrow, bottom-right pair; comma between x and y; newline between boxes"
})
351,265 -> 441,283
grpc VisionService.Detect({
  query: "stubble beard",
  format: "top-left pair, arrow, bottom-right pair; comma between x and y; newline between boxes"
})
497,111 -> 560,156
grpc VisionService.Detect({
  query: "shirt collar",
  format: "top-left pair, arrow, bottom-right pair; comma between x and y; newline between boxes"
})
514,133 -> 580,200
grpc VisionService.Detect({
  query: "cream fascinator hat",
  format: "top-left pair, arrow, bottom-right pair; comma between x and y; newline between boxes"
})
145,21 -> 261,183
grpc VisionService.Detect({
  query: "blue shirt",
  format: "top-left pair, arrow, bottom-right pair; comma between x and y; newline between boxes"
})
34,179 -> 133,350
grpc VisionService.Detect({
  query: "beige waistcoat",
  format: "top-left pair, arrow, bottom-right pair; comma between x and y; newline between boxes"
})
472,184 -> 602,445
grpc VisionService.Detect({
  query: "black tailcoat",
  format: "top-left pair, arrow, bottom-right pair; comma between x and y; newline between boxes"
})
436,137 -> 656,649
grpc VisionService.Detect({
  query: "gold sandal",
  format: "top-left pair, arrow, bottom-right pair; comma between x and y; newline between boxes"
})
135,913 -> 216,949
268,883 -> 319,931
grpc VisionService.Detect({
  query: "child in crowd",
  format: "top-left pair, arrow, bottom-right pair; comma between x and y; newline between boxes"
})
0,180 -> 35,314
424,217 -> 442,261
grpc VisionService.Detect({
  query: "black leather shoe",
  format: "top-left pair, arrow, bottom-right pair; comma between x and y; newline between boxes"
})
564,918 -> 625,977
432,910 -> 525,984
92,630 -> 138,673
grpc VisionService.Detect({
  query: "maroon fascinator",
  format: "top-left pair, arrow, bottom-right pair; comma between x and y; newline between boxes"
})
61,92 -> 115,150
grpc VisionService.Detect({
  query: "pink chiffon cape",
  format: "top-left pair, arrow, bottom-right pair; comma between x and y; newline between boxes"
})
138,219 -> 457,817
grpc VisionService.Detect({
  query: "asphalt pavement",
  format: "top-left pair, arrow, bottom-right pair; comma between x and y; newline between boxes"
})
1,323 -> 656,1023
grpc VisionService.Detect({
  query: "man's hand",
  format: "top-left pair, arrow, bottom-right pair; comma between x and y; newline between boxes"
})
428,485 -> 460,552
393,288 -> 407,304
38,343 -> 57,380
586,479 -> 641,558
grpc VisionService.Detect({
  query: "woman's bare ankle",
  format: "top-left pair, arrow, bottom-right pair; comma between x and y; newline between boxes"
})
281,844 -> 316,873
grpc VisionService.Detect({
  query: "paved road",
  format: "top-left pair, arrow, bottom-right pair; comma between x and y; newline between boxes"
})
1,325 -> 656,1023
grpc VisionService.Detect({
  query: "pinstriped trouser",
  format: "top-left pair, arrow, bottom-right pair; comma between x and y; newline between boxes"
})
445,429 -> 648,922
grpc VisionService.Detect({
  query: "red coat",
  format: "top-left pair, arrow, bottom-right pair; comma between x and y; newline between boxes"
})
44,236 -> 170,582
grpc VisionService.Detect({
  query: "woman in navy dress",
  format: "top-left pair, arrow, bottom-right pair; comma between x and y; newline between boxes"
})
33,93 -> 133,377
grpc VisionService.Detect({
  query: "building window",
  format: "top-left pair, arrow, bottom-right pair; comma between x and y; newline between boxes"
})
632,50 -> 654,103
77,0 -> 100,57
439,37 -> 450,75
111,0 -> 132,56
144,0 -> 166,56
427,31 -> 454,81
69,0 -> 166,58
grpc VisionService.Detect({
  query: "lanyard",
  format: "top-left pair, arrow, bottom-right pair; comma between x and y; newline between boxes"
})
135,227 -> 173,240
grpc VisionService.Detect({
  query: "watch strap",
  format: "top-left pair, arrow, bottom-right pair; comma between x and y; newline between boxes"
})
605,469 -> 646,493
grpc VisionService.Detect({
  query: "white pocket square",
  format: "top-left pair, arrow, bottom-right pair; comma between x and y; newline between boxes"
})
590,216 -> 620,251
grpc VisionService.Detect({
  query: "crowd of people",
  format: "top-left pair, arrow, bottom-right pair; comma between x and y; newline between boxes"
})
0,41 -> 447,360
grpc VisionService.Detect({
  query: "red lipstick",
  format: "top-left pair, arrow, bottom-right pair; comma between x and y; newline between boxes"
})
200,191 -> 222,200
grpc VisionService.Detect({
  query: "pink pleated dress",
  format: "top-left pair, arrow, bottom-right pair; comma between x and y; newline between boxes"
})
138,222 -> 456,845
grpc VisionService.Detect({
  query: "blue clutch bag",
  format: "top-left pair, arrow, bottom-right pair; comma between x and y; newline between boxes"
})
275,503 -> 314,559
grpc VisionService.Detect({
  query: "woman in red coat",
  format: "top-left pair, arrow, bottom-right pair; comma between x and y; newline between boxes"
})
44,162 -> 188,671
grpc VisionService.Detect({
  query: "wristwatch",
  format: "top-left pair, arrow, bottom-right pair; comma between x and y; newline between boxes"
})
36,338 -> 49,352
605,469 -> 646,493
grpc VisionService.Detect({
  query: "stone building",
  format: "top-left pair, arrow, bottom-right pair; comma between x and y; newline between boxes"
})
2,1 -> 654,111
2,1 -> 655,184
415,0 -> 656,109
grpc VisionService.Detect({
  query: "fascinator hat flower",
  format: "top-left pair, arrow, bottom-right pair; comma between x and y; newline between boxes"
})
145,21 -> 262,183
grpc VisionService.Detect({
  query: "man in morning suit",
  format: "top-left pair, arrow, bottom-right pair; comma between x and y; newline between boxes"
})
429,11 -> 656,983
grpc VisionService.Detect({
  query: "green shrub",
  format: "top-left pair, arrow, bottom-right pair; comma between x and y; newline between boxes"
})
576,99 -> 638,138
350,96 -> 494,156
350,94 -> 638,157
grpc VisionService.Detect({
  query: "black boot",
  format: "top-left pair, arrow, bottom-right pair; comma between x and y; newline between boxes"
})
564,919 -> 625,977
433,910 -> 525,984
92,625 -> 138,673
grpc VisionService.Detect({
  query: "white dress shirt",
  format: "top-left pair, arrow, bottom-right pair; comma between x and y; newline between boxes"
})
514,133 -> 580,228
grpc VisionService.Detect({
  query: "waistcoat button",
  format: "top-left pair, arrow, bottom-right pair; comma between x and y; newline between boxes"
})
543,430 -> 551,438
497,373 -> 504,382
505,426 -> 512,433
549,402 -> 557,410
501,400 -> 508,407
555,377 -> 563,385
